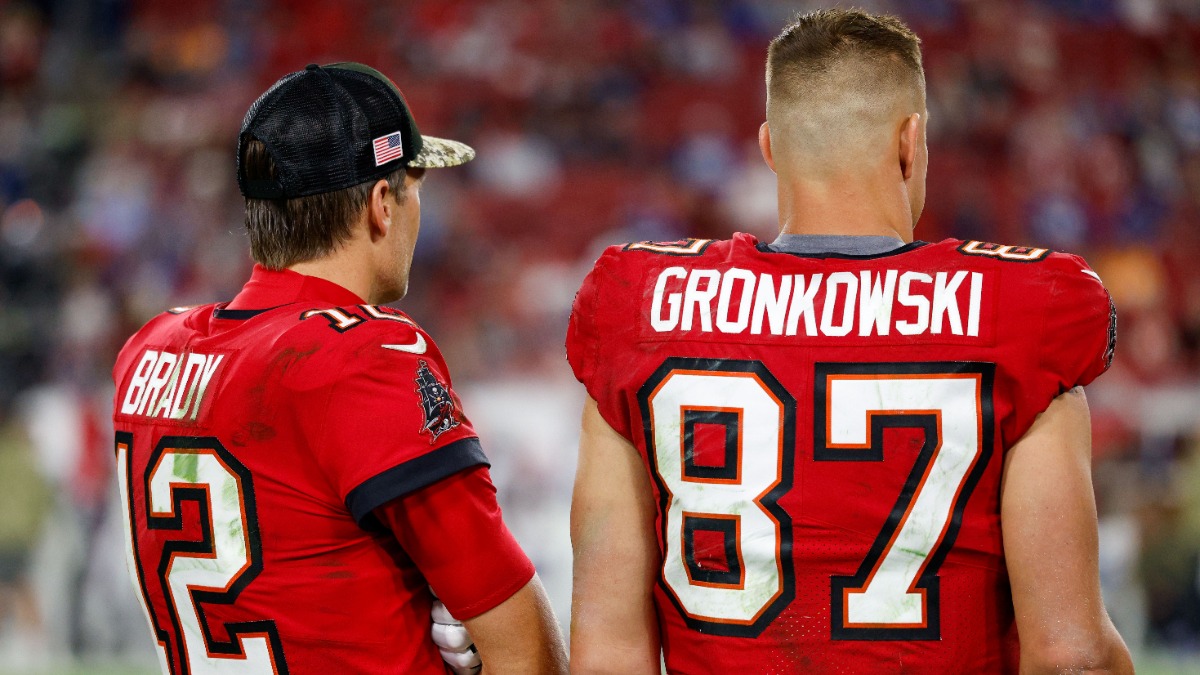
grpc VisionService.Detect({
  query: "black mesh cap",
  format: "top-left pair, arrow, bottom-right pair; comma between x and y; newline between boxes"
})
236,62 -> 475,199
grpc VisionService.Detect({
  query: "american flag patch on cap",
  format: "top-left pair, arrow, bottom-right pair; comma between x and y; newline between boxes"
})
372,132 -> 405,166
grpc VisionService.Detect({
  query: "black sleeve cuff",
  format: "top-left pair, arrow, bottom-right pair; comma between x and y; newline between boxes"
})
346,437 -> 490,528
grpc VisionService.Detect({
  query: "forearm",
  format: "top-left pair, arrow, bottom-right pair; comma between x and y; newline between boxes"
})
570,398 -> 661,675
465,575 -> 567,675
1004,390 -> 1133,675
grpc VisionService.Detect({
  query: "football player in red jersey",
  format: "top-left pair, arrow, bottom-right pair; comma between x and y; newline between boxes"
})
568,10 -> 1132,675
112,63 -> 566,674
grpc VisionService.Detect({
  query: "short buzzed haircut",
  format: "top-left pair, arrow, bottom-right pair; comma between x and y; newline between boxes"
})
766,9 -> 925,168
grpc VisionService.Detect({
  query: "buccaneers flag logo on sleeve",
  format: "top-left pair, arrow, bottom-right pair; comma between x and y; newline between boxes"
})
415,360 -> 459,443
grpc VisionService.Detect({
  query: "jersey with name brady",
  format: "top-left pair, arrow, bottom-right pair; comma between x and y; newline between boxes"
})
112,268 -> 500,675
566,233 -> 1115,674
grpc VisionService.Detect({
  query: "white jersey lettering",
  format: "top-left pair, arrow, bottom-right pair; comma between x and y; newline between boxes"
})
648,267 -> 985,339
119,349 -> 223,421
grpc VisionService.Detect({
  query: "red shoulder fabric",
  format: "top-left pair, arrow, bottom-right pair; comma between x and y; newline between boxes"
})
1002,253 -> 1116,445
565,253 -> 601,393
1038,253 -> 1116,389
566,246 -> 637,440
290,312 -> 489,526
567,240 -> 735,442
374,465 -> 536,620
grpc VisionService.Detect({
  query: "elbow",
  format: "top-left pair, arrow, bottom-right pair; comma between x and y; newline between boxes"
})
1022,633 -> 1133,675
569,653 -> 640,675
568,642 -> 657,675
568,653 -> 612,675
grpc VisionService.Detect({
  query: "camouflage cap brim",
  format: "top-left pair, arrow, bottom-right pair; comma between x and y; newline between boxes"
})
409,136 -> 475,168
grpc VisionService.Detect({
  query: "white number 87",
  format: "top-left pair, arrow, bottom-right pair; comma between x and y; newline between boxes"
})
639,358 -> 992,640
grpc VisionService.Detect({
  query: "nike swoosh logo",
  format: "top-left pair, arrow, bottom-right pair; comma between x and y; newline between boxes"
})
1082,269 -> 1103,282
381,334 -> 427,355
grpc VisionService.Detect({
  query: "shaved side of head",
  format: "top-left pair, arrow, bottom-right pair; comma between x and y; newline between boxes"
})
766,9 -> 925,178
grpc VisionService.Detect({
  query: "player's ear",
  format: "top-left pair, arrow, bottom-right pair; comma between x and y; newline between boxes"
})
366,178 -> 393,241
758,122 -> 776,173
898,113 -> 921,181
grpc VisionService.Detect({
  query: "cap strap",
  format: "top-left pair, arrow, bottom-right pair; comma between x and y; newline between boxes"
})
243,179 -> 287,199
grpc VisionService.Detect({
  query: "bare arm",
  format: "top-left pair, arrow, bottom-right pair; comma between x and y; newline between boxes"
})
462,574 -> 567,675
1001,387 -> 1133,675
570,397 -> 661,674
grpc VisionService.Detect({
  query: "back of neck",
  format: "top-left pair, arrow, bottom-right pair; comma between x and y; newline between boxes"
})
288,248 -> 373,304
775,173 -> 914,243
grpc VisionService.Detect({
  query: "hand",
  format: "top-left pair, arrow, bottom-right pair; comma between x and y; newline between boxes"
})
432,597 -> 482,674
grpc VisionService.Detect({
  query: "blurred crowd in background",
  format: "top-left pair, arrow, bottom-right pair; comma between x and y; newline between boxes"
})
0,0 -> 1199,671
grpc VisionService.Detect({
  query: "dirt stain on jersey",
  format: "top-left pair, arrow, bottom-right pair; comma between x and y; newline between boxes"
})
230,345 -> 321,446
246,421 -> 275,441
271,343 -> 320,371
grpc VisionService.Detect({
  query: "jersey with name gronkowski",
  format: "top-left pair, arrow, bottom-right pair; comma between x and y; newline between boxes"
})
113,267 -> 493,675
566,233 -> 1115,675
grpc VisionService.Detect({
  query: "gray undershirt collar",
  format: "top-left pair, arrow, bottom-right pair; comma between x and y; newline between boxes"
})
768,234 -> 907,256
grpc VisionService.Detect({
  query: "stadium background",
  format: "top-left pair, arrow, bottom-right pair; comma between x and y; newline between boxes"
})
0,0 -> 1198,672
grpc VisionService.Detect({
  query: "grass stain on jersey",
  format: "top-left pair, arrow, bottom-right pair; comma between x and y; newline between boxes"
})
173,452 -> 199,484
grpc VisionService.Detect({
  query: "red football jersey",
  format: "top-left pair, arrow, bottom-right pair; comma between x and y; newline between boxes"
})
112,265 -> 533,675
566,234 -> 1115,674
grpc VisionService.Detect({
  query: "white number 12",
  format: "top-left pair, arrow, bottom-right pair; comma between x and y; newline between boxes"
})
116,433 -> 288,674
